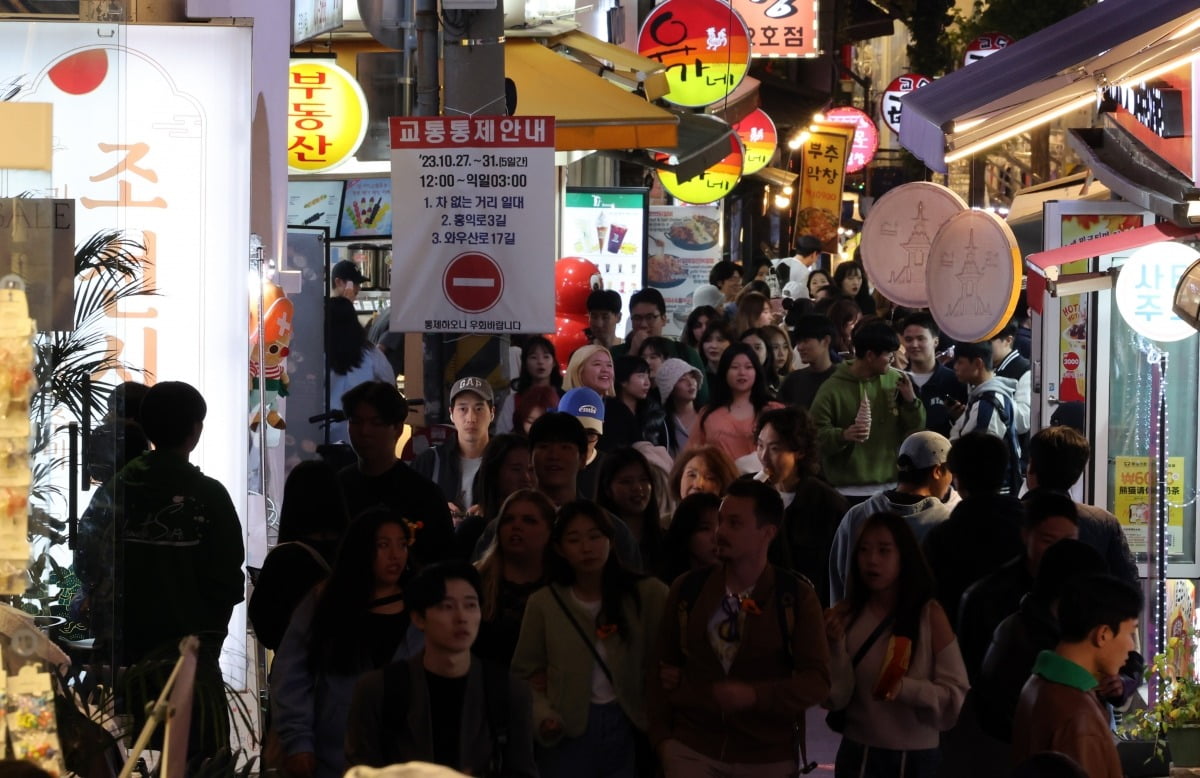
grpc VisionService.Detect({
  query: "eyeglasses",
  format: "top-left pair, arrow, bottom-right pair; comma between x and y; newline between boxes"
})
718,595 -> 742,643
630,312 -> 662,324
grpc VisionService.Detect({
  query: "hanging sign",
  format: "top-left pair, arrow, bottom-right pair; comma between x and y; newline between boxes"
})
390,116 -> 556,333
796,123 -> 852,249
1114,241 -> 1200,343
823,106 -> 878,173
926,209 -> 1022,342
733,109 -> 777,175
880,73 -> 931,137
648,204 -> 724,335
963,33 -> 1014,67
287,59 -> 368,173
637,0 -> 752,108
657,132 -> 744,205
861,182 -> 966,308
729,0 -> 818,58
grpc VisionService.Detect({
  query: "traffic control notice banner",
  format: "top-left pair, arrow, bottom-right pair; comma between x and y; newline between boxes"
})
389,116 -> 556,334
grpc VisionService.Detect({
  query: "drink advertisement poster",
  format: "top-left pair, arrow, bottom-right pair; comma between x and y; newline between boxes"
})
1113,456 -> 1185,555
647,205 -> 723,336
1057,213 -> 1144,402
390,116 -> 556,333
561,188 -> 649,319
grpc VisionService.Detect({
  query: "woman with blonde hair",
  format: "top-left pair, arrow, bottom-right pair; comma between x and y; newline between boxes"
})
474,488 -> 555,666
562,344 -> 615,397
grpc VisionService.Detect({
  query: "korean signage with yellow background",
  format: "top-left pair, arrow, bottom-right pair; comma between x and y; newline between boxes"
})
1057,213 -> 1144,402
287,59 -> 368,173
733,109 -> 777,175
637,0 -> 751,108
730,0 -> 818,58
657,133 -> 744,205
797,123 -> 853,250
1113,456 -> 1185,555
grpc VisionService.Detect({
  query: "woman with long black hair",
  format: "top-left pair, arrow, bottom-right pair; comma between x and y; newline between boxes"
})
824,512 -> 968,778
270,508 -> 424,778
596,447 -> 665,572
326,296 -> 393,442
512,501 -> 667,778
497,336 -> 563,434
687,342 -> 782,470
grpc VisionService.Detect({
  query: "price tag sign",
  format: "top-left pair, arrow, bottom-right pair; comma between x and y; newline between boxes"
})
389,116 -> 556,333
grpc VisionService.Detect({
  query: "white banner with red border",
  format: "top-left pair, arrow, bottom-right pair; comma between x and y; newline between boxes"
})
389,116 -> 556,334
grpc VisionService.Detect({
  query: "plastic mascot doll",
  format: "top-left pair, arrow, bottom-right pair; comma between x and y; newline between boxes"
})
249,283 -> 294,438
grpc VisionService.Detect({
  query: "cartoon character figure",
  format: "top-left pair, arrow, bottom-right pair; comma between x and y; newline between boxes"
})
249,283 -> 294,435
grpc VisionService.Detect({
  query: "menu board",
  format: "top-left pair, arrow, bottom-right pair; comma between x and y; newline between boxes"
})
339,177 -> 393,238
647,205 -> 723,336
561,188 -> 648,318
286,180 -> 343,232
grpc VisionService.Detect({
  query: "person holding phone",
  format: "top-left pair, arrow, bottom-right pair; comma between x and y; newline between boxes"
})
898,313 -> 967,438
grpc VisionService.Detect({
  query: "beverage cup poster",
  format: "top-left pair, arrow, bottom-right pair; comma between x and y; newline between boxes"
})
561,188 -> 649,319
1113,456 -> 1185,555
647,205 -> 722,336
390,116 -> 556,334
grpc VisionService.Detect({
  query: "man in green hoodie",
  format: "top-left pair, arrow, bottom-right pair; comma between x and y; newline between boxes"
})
77,381 -> 245,758
810,319 -> 925,500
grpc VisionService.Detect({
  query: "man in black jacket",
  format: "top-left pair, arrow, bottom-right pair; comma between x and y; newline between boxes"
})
339,381 -> 455,565
413,376 -> 494,517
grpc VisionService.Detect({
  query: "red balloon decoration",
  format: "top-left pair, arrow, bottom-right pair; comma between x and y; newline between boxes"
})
555,257 -> 602,317
549,315 -> 590,371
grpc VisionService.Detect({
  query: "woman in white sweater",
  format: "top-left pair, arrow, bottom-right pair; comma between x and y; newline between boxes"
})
824,511 -> 969,778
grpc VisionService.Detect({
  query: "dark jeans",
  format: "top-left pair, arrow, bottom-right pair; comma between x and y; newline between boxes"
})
835,738 -> 940,778
537,702 -> 636,778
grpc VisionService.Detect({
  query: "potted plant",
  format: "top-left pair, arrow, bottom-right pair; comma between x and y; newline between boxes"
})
1122,633 -> 1200,767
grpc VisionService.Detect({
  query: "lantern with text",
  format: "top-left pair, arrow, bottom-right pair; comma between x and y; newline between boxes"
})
823,107 -> 878,173
1116,242 -> 1200,342
288,60 -> 369,173
733,109 -> 777,175
964,33 -> 1014,67
658,133 -> 744,205
730,0 -> 818,58
638,0 -> 751,108
880,73 -> 930,138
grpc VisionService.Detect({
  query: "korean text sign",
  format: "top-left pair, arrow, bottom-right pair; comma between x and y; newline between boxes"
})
390,116 -> 556,334
798,124 -> 851,217
637,0 -> 751,108
730,0 -> 817,58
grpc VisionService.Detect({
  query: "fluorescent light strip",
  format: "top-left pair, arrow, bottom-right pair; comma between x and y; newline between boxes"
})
945,50 -> 1200,163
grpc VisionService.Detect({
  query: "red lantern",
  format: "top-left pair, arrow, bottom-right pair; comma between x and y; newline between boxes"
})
549,315 -> 590,371
556,257 -> 602,317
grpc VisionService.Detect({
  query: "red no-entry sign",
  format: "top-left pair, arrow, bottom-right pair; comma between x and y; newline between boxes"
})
443,251 -> 504,313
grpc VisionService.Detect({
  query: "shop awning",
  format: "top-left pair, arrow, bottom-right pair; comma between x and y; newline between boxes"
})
1007,172 -> 1112,257
706,76 -> 761,127
505,39 -> 678,152
549,30 -> 671,102
898,0 -> 1200,173
1027,222 -> 1200,275
750,166 -> 798,189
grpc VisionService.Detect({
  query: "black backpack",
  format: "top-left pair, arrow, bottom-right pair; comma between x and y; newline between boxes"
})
975,390 -> 1024,494
380,658 -> 510,777
675,565 -> 818,775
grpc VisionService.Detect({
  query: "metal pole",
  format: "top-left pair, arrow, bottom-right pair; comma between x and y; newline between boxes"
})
1146,347 -> 1168,703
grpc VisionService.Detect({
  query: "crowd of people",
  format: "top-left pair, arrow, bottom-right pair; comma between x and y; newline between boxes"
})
78,237 -> 1145,778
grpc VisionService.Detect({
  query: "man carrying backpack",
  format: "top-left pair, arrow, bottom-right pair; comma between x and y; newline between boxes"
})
647,479 -> 830,777
947,341 -> 1023,493
345,562 -> 536,777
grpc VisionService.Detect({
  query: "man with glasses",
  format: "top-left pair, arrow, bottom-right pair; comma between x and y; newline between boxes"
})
339,381 -> 455,564
648,479 -> 830,778
612,288 -> 709,403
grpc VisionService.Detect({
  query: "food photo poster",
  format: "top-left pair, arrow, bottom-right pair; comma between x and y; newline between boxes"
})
648,205 -> 723,336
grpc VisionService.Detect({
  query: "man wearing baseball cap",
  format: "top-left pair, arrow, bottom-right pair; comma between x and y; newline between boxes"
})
332,259 -> 369,301
557,386 -> 606,500
413,377 -> 494,518
827,431 -> 957,603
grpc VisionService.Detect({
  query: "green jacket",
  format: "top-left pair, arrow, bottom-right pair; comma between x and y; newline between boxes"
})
810,362 -> 926,488
511,578 -> 667,746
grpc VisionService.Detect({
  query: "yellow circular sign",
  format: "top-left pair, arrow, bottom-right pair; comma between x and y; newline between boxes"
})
657,133 -> 744,205
287,60 -> 369,173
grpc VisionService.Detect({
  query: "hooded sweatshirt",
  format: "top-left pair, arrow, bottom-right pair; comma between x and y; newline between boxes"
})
828,489 -> 955,604
810,362 -> 926,491
949,374 -> 1018,441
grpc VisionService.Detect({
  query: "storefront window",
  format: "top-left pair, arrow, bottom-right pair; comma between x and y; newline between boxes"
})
1107,295 -> 1198,566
